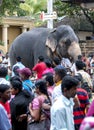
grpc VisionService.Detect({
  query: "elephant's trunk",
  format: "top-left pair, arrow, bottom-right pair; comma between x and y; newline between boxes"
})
68,42 -> 82,61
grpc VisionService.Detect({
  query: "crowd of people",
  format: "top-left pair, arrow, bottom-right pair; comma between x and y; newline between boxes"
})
1,52 -> 94,130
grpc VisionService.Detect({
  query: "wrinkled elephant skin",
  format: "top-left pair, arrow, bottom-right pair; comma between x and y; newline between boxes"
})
9,25 -> 81,69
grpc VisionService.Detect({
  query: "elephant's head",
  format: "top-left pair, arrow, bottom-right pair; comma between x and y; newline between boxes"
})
46,25 -> 81,61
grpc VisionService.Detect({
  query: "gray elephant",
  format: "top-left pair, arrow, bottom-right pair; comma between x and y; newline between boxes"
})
9,25 -> 81,69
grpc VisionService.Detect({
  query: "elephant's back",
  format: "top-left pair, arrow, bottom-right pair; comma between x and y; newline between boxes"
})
11,27 -> 50,48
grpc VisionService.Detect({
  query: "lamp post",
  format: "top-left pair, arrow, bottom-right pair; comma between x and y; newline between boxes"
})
47,0 -> 53,29
0,0 -> 2,5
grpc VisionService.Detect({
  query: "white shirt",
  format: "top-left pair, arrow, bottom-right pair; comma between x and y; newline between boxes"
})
12,62 -> 25,77
50,95 -> 75,130
0,78 -> 10,85
52,84 -> 62,104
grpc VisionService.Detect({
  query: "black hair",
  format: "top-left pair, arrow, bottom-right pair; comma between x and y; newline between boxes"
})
10,76 -> 22,91
45,73 -> 54,86
13,66 -> 19,76
75,60 -> 86,70
54,65 -> 67,80
0,84 -> 10,93
53,57 -> 61,65
16,56 -> 21,62
78,55 -> 82,60
35,79 -> 51,104
38,56 -> 44,61
44,59 -> 52,68
61,75 -> 79,93
0,67 -> 8,77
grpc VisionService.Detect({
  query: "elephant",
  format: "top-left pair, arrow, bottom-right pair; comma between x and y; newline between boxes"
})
9,25 -> 81,69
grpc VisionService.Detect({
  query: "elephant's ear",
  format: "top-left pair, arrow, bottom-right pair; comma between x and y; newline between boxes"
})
46,29 -> 57,52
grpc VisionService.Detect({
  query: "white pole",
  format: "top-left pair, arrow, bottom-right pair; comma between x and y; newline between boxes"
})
47,0 -> 53,29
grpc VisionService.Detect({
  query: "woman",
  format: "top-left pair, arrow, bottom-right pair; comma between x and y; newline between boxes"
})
10,76 -> 32,130
28,79 -> 51,130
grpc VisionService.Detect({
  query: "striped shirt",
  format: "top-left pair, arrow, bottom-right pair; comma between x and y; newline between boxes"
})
73,88 -> 90,128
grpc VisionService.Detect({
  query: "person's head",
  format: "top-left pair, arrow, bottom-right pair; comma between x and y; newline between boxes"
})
10,76 -> 22,95
38,56 -> 44,62
74,74 -> 82,87
44,58 -> 52,68
13,66 -> 19,76
75,60 -> 86,70
0,84 -> 11,103
16,56 -> 21,62
78,55 -> 82,61
53,57 -> 61,67
0,67 -> 8,78
35,79 -> 48,95
54,65 -> 66,83
61,75 -> 79,99
45,73 -> 54,87
18,67 -> 32,80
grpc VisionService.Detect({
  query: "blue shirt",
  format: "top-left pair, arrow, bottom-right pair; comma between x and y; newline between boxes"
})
0,104 -> 11,130
50,95 -> 75,130
23,79 -> 34,92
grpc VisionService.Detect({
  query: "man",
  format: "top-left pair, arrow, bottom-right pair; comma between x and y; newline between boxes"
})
52,65 -> 66,103
0,84 -> 11,120
75,60 -> 93,98
32,56 -> 46,79
73,75 -> 90,130
12,56 -> 25,77
50,76 -> 79,130
0,104 -> 11,130
0,67 -> 9,85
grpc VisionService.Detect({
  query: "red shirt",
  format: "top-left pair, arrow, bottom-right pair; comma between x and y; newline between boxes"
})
32,62 -> 47,79
0,101 -> 10,117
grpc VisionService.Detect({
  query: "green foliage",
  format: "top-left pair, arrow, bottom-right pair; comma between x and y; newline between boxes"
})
0,0 -> 20,16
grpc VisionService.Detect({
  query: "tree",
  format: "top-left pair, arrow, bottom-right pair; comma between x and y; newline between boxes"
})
54,0 -> 94,33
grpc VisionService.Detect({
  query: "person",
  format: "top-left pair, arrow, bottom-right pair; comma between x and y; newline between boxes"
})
0,84 -> 11,120
79,117 -> 94,130
86,97 -> 94,117
71,55 -> 82,76
42,58 -> 54,75
73,75 -> 90,130
32,56 -> 47,79
18,67 -> 34,93
0,66 -> 10,85
45,73 -> 54,96
52,65 -> 67,103
50,75 -> 79,130
12,56 -> 25,77
2,52 -> 9,68
28,79 -> 51,130
52,56 -> 61,68
10,76 -> 32,130
0,104 -> 12,130
76,60 -> 93,98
